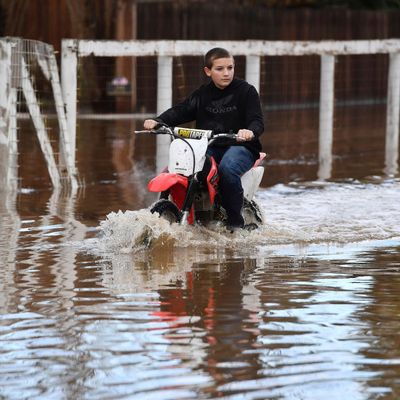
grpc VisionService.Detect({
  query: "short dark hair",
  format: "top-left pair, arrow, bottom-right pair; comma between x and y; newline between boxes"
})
204,47 -> 233,69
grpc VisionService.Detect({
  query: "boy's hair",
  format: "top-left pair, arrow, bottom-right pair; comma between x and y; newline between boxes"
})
204,47 -> 233,69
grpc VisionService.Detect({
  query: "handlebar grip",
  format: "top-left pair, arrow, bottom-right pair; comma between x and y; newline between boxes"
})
211,133 -> 238,140
133,126 -> 171,135
133,130 -> 151,134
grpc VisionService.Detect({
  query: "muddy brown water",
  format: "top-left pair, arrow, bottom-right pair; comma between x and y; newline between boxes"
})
1,107 -> 400,399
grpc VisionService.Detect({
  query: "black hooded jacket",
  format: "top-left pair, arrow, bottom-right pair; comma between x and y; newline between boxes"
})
156,78 -> 264,160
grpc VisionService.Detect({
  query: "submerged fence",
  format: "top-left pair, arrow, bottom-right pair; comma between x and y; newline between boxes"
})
62,39 -> 400,179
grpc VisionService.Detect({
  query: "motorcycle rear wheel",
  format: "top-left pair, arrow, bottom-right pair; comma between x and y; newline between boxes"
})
150,199 -> 182,224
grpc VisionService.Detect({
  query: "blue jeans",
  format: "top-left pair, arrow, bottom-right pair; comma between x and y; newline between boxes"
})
207,145 -> 255,227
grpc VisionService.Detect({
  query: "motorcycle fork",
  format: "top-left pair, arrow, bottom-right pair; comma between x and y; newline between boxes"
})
179,175 -> 200,225
159,190 -> 169,200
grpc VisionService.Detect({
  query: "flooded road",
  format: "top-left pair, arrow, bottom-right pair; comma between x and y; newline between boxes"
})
1,111 -> 400,399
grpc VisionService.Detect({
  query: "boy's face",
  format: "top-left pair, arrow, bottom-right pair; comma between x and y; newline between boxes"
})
204,57 -> 234,89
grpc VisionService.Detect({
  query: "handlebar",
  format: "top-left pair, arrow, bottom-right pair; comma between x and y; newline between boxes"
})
133,126 -> 238,141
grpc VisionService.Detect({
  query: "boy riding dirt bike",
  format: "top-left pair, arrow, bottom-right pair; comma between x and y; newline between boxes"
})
143,47 -> 264,232
135,124 -> 265,229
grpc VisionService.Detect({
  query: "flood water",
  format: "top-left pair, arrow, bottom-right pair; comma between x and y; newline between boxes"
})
1,108 -> 400,399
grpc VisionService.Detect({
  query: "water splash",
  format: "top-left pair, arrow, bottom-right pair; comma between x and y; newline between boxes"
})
96,180 -> 400,254
97,208 -> 255,254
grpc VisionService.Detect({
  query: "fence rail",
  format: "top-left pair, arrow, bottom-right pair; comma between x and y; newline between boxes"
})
73,39 -> 400,56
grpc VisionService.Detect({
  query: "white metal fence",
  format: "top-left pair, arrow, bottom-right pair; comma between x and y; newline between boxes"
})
61,39 -> 400,179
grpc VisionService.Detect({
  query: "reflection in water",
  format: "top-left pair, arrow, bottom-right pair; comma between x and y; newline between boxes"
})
83,250 -> 264,399
224,263 -> 375,399
4,236 -> 400,399
0,188 -> 20,313
0,113 -> 400,399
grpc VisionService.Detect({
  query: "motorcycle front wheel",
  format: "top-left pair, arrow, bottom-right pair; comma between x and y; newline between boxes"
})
150,199 -> 182,224
242,199 -> 264,227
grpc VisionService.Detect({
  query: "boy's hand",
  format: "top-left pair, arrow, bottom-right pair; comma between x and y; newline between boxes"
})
237,129 -> 254,142
143,119 -> 158,130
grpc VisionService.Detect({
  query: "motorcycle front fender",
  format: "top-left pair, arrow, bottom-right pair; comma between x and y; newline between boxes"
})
148,172 -> 188,193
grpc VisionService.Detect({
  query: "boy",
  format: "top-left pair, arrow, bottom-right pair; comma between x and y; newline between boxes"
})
144,47 -> 264,230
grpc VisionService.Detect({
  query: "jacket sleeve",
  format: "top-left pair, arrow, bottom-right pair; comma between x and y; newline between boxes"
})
245,86 -> 264,137
156,91 -> 198,127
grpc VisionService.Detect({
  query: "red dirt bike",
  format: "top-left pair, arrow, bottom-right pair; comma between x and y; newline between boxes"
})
134,125 -> 265,229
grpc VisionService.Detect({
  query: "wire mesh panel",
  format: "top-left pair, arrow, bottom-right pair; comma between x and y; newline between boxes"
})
75,53 -> 249,115
333,54 -> 388,179
260,55 -> 321,184
0,37 -> 76,189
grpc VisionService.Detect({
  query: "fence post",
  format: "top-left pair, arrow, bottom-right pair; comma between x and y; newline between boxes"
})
246,55 -> 260,92
156,55 -> 173,172
0,39 -> 18,191
318,54 -> 335,180
47,49 -> 78,188
61,40 -> 78,173
0,40 -> 10,190
385,52 -> 400,176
